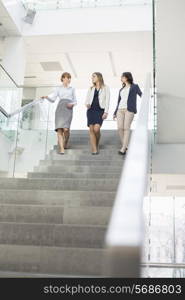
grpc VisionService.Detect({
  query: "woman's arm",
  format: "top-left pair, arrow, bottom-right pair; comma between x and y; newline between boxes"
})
42,87 -> 59,103
85,88 -> 91,108
104,86 -> 110,114
113,91 -> 121,119
72,88 -> 77,105
137,84 -> 142,97
67,88 -> 77,109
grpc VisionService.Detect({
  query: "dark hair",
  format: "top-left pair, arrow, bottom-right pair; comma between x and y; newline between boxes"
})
121,72 -> 134,87
61,72 -> 71,81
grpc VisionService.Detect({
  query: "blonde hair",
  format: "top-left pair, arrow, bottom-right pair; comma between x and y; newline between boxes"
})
92,72 -> 105,88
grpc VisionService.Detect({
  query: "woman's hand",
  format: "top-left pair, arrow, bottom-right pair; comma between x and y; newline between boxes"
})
86,104 -> 91,109
41,96 -> 48,99
67,103 -> 74,109
102,113 -> 108,120
113,115 -> 117,121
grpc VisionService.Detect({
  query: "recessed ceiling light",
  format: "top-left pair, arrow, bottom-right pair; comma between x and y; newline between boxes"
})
40,61 -> 63,71
24,76 -> 37,79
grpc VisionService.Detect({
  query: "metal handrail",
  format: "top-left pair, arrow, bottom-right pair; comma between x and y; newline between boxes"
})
0,64 -> 19,88
141,262 -> 185,269
0,106 -> 9,118
104,73 -> 151,277
0,99 -> 44,118
0,64 -> 62,88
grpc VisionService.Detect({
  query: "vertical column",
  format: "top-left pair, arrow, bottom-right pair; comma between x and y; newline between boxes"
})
1,37 -> 26,112
156,0 -> 185,143
2,36 -> 26,86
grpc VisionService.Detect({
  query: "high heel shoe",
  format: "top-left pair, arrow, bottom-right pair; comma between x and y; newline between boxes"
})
118,149 -> 127,155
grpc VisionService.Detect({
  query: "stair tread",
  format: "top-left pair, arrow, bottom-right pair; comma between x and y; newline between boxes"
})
0,130 -> 123,275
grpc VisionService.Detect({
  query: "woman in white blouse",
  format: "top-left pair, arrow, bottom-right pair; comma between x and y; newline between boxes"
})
42,72 -> 77,154
113,72 -> 142,155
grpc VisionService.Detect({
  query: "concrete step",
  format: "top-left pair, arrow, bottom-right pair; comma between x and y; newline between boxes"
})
28,172 -> 121,179
0,223 -> 106,248
50,148 -> 122,156
64,130 -> 116,135
54,139 -> 119,144
39,160 -> 124,167
0,204 -> 111,226
0,171 -> 8,178
54,144 -> 120,149
0,244 -> 106,276
0,178 -> 119,191
46,154 -> 123,161
34,165 -> 122,174
0,190 -> 115,207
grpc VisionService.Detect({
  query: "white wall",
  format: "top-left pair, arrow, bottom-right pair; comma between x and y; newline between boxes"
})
156,0 -> 185,143
2,0 -> 25,34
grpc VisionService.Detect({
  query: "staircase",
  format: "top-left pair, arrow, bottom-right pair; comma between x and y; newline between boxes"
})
0,130 -> 124,277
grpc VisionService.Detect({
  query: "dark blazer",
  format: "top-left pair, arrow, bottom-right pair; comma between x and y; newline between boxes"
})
114,83 -> 142,116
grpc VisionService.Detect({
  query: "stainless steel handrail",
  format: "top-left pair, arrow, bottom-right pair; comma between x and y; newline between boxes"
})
0,106 -> 9,118
0,64 -> 61,88
141,262 -> 185,269
0,99 -> 44,118
104,73 -> 152,277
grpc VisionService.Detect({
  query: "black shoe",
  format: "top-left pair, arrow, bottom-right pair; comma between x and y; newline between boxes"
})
92,152 -> 99,155
58,152 -> 65,155
118,150 -> 126,156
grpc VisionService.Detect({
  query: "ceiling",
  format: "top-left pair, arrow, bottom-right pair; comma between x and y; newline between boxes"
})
24,31 -> 153,88
21,0 -> 152,11
0,1 -> 20,36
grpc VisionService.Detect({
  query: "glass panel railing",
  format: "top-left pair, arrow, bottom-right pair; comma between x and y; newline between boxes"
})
12,100 -> 51,177
0,64 -> 54,178
0,112 -> 19,177
0,64 -> 23,116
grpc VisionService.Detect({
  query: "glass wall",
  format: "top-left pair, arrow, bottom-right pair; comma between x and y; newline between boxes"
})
142,196 -> 185,277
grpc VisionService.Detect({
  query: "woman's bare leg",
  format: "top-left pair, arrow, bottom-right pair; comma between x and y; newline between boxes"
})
89,125 -> 97,153
93,124 -> 101,152
57,128 -> 65,153
63,128 -> 70,149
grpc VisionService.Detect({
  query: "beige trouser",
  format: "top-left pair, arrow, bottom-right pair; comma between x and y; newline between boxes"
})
116,109 -> 134,151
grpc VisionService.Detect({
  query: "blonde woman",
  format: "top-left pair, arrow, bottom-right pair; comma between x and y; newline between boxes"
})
85,72 -> 110,155
42,72 -> 77,154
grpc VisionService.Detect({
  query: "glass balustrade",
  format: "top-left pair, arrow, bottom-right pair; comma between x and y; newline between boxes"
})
142,196 -> 185,277
0,64 -> 21,177
21,0 -> 152,11
12,102 -> 51,177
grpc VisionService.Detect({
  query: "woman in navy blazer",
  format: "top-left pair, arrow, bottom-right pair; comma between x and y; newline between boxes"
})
113,72 -> 142,155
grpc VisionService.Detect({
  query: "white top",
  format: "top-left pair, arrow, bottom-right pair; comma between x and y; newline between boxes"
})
85,85 -> 110,114
118,86 -> 130,109
47,85 -> 77,104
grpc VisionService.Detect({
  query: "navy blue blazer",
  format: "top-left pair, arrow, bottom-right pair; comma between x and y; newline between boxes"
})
114,83 -> 142,116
